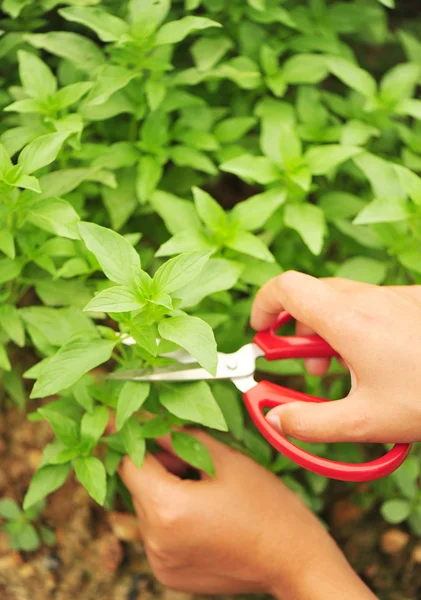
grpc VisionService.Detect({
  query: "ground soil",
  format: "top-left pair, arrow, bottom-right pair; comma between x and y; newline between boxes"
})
1,400 -> 421,600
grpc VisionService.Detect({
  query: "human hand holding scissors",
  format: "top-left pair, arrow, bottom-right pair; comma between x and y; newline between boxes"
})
110,272 -> 421,482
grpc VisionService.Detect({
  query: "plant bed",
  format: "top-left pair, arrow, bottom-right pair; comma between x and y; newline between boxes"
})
1,400 -> 421,600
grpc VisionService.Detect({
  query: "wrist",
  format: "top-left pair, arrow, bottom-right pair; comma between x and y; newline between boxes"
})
267,536 -> 377,600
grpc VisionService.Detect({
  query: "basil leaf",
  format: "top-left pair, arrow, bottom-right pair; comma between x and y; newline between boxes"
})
171,432 -> 215,476
160,381 -> 227,431
74,456 -> 107,505
159,315 -> 217,376
23,463 -> 71,510
153,250 -> 210,294
79,222 -> 141,285
120,418 -> 146,468
116,382 -> 150,431
30,339 -> 115,399
84,286 -> 145,313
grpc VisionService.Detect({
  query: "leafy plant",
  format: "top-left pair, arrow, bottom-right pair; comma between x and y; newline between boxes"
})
0,0 -> 420,536
0,497 -> 55,551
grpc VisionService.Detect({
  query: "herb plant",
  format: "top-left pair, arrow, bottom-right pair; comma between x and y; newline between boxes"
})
0,498 -> 55,551
0,0 -> 420,537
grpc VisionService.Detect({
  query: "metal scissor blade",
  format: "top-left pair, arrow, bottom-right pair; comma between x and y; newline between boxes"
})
106,344 -> 263,383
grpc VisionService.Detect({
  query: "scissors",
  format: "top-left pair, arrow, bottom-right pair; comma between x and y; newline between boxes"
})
110,312 -> 411,482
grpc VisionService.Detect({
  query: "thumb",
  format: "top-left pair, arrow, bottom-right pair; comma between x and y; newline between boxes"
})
265,397 -> 371,444
119,453 -> 180,506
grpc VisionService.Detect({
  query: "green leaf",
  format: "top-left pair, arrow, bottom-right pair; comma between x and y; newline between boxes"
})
80,405 -> 109,448
380,63 -> 420,103
340,120 -> 380,147
55,82 -> 93,110
79,222 -> 141,285
26,198 -> 80,240
380,499 -> 411,524
0,229 -> 15,259
153,251 -> 210,294
160,381 -> 227,431
129,0 -> 170,32
284,204 -> 326,255
282,54 -> 328,84
120,418 -> 146,468
59,7 -> 129,42
336,257 -> 387,285
159,315 -> 217,375
136,156 -> 163,204
25,32 -> 105,73
353,197 -> 411,224
74,456 -> 107,505
18,50 -> 57,99
171,146 -> 217,175
177,259 -> 243,308
104,447 -> 123,476
0,344 -> 11,371
354,153 -> 406,201
191,35 -> 233,71
193,187 -> 227,231
226,230 -> 274,262
396,98 -> 421,120
155,16 -> 221,46
327,56 -> 377,98
212,383 -> 244,440
398,30 -> 421,65
24,463 -> 71,510
131,319 -> 158,356
0,258 -> 22,284
151,190 -> 201,235
214,117 -> 257,144
0,498 -> 21,520
38,406 -> 80,446
116,381 -> 150,430
84,286 -> 144,313
171,432 -> 214,476
306,145 -> 362,175
17,523 -> 40,551
279,125 -> 302,170
30,339 -> 115,399
86,66 -> 137,107
394,165 -> 421,206
213,56 -> 262,90
0,304 -> 25,346
18,132 -> 69,175
141,416 -> 171,438
220,154 -> 282,184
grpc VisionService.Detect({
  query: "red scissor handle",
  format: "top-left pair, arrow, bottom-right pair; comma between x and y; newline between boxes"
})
248,312 -> 411,482
254,311 -> 340,360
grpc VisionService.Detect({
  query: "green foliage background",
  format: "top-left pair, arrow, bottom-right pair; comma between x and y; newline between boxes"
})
1,0 -> 421,540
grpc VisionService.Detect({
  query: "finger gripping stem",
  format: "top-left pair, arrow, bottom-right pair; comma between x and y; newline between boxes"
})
244,381 -> 410,483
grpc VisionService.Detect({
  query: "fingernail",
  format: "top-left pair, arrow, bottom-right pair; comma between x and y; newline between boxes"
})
266,411 -> 283,434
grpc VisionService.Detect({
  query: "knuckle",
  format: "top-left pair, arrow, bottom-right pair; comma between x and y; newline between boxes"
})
347,406 -> 372,442
154,503 -> 184,530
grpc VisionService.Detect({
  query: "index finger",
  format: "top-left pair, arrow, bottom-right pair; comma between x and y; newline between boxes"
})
250,271 -> 349,349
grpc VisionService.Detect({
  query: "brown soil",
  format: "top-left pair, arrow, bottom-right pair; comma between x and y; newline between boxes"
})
1,403 -> 420,600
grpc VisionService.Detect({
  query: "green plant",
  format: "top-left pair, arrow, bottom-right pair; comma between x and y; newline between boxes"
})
0,0 -> 421,534
0,497 -> 55,551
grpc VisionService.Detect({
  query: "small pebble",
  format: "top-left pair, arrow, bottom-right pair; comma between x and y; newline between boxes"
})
108,512 -> 141,542
44,551 -> 61,572
411,544 -> 421,564
380,529 -> 409,555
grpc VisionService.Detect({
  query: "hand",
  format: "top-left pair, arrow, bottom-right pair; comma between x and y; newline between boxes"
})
251,271 -> 421,444
119,431 -> 376,600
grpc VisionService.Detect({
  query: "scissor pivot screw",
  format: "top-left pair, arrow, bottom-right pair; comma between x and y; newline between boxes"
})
227,359 -> 238,370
